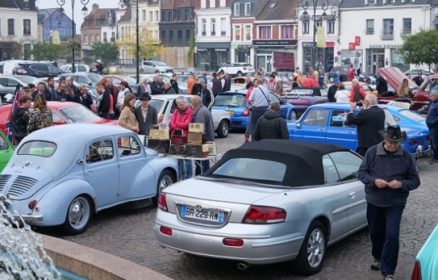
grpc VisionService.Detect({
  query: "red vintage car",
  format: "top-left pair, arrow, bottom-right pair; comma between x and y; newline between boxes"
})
377,67 -> 430,111
0,101 -> 117,136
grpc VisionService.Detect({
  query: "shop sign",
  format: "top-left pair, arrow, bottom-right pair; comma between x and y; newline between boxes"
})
254,40 -> 297,46
302,42 -> 316,48
349,42 -> 356,50
355,36 -> 361,46
369,44 -> 401,49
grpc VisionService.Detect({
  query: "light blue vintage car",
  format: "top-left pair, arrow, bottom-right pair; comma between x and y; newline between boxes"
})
0,124 -> 178,234
411,224 -> 438,280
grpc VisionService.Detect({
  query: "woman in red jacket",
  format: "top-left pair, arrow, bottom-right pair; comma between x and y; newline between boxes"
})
169,97 -> 193,135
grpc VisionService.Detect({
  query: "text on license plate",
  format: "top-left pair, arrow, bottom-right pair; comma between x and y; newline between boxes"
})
181,205 -> 225,223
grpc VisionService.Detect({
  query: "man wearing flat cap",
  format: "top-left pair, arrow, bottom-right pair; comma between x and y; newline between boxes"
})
358,125 -> 420,280
426,86 -> 438,164
135,95 -> 158,137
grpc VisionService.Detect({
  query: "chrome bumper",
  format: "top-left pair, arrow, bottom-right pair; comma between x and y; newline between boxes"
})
414,145 -> 432,159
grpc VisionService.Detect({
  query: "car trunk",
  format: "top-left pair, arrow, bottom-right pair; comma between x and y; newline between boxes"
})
0,168 -> 53,200
378,67 -> 417,91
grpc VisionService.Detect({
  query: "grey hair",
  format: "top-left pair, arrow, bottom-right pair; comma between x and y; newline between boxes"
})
175,96 -> 188,105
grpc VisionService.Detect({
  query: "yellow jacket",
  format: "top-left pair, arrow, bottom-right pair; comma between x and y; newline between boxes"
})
118,106 -> 139,132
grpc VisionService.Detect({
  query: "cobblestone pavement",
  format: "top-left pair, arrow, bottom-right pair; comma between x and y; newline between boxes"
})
45,132 -> 437,280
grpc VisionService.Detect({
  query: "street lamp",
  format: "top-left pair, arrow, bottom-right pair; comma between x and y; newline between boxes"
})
56,0 -> 89,73
120,0 -> 140,84
300,0 -> 328,71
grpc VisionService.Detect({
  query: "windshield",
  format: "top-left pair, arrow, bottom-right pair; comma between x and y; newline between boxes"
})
59,105 -> 101,123
155,61 -> 167,66
14,76 -> 38,85
86,73 -> 102,84
214,95 -> 245,107
287,89 -> 314,96
210,158 -> 286,183
149,99 -> 165,112
18,141 -> 57,157
399,109 -> 425,122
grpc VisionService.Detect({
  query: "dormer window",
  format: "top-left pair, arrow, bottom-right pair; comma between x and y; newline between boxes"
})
23,0 -> 30,9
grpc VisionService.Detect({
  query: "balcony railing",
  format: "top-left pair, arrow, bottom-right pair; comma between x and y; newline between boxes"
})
381,33 -> 393,40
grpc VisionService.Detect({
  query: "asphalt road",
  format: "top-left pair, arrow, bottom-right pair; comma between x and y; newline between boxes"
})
42,132 -> 438,280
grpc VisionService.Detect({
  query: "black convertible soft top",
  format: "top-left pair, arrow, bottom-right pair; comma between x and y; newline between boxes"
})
206,140 -> 350,187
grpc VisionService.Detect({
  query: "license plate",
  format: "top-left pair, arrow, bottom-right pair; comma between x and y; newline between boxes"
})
228,110 -> 235,116
180,205 -> 225,223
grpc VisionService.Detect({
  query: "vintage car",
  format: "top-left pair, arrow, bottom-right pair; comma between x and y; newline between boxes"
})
211,90 -> 296,130
288,103 -> 430,158
377,67 -> 430,111
0,124 -> 178,234
155,140 -> 367,275
0,101 -> 117,137
411,224 -> 438,280
0,130 -> 13,172
149,94 -> 231,138
282,88 -> 328,117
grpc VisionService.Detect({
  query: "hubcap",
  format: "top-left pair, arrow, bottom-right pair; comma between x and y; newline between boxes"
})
222,122 -> 229,136
158,174 -> 173,194
68,197 -> 90,230
306,228 -> 325,268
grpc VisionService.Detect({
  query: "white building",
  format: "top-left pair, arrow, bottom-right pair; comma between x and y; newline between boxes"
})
339,0 -> 432,74
0,0 -> 38,60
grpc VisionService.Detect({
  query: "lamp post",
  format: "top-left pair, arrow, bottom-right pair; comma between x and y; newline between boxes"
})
120,0 -> 140,84
56,0 -> 89,73
301,0 -> 328,71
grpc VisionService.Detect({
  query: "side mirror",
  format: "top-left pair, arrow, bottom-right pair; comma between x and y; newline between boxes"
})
4,94 -> 13,103
296,122 -> 301,129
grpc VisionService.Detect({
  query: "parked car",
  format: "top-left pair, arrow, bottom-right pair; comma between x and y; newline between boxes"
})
404,68 -> 433,77
0,60 -> 29,75
59,64 -> 90,73
218,63 -> 255,77
0,124 -> 178,234
328,66 -> 348,81
0,130 -> 14,172
58,72 -> 102,87
230,77 -> 247,91
0,75 -> 39,102
283,88 -> 328,118
13,62 -> 64,78
141,61 -> 173,74
411,224 -> 438,280
0,101 -> 117,136
212,90 -> 296,130
149,94 -> 231,138
288,103 -> 430,158
155,140 -> 367,275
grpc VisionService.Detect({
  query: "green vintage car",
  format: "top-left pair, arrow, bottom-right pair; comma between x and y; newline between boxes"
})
0,131 -> 14,172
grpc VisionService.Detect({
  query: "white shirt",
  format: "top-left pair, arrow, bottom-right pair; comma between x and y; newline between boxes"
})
335,90 -> 350,103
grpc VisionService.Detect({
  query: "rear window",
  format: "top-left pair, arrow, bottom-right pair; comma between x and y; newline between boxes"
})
211,158 -> 286,183
18,141 -> 56,157
214,95 -> 245,107
149,99 -> 165,112
399,109 -> 425,122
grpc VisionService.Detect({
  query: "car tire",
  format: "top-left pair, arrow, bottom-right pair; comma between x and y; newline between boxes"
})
152,170 -> 176,206
295,220 -> 327,275
63,195 -> 92,235
237,71 -> 243,77
155,70 -> 160,74
216,120 -> 229,138
289,110 -> 297,121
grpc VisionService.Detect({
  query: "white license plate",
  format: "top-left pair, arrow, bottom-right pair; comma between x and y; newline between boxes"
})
181,205 -> 225,223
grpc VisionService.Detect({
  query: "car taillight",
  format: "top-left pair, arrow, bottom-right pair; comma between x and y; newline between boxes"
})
411,261 -> 422,280
160,226 -> 172,236
409,140 -> 418,145
242,108 -> 250,116
223,238 -> 244,247
158,114 -> 164,123
28,200 -> 37,210
242,205 -> 286,224
158,193 -> 168,212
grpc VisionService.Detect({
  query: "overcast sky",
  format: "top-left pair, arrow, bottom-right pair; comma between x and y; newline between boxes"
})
36,0 -> 119,33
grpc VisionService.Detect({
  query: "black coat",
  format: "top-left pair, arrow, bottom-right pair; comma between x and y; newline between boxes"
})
11,107 -> 29,142
254,111 -> 289,141
211,78 -> 223,96
346,106 -> 385,149
150,81 -> 164,95
98,92 -> 110,115
222,76 -> 231,92
79,93 -> 93,109
327,84 -> 338,102
170,79 -> 179,94
134,105 -> 158,136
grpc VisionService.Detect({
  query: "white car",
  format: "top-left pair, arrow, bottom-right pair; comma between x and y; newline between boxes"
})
59,64 -> 90,73
148,94 -> 231,138
218,63 -> 255,77
141,61 -> 173,74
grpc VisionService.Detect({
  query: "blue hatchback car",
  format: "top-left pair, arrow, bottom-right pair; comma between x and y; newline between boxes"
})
212,90 -> 296,130
288,103 -> 430,157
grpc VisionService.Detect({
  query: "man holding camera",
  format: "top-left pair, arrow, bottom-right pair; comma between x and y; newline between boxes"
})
346,94 -> 385,156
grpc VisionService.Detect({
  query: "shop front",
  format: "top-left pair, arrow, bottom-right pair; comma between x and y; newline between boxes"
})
364,44 -> 406,74
253,40 -> 297,73
231,44 -> 252,64
302,41 -> 335,72
195,42 -> 230,71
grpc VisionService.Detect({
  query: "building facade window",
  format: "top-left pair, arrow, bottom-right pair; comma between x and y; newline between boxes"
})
161,30 -> 166,42
23,19 -> 31,36
184,9 -> 190,21
327,20 -> 335,34
383,18 -> 394,40
211,18 -> 216,36
303,21 -> 309,34
103,32 -> 107,42
201,18 -> 207,36
281,25 -> 293,39
234,25 -> 241,41
201,0 -> 206,8
259,26 -> 271,39
245,3 -> 251,16
220,0 -> 225,7
142,10 -> 146,21
149,11 -> 153,21
177,30 -> 182,41
169,30 -> 173,41
244,25 -> 251,41
234,3 -> 240,16
8,19 -> 14,36
220,17 -> 226,36
186,29 -> 191,40
210,0 -> 215,8
315,20 -> 322,27
366,19 -> 374,34
155,11 -> 159,21
403,18 -> 411,34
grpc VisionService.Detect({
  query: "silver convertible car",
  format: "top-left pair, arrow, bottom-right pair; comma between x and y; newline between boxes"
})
154,140 -> 367,275
0,124 -> 178,234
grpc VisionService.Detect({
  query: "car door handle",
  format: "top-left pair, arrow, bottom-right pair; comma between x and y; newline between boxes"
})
349,192 -> 356,198
85,170 -> 93,175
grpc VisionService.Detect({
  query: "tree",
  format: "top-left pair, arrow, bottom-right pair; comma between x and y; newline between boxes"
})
187,36 -> 195,66
398,30 -> 438,70
117,33 -> 162,61
31,43 -> 62,61
92,42 -> 119,65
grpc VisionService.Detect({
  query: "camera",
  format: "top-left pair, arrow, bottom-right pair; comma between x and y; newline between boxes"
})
356,100 -> 364,107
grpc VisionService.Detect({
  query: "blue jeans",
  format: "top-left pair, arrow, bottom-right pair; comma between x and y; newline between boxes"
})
366,203 -> 404,276
431,127 -> 438,160
195,159 -> 210,175
177,159 -> 193,180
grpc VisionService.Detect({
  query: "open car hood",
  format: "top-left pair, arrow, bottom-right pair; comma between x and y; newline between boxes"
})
378,67 -> 418,91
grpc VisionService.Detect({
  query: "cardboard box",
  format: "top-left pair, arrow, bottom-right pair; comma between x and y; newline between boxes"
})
185,144 -> 209,158
149,129 -> 169,140
205,142 -> 217,156
189,123 -> 205,133
169,145 -> 186,155
188,132 -> 206,145
147,139 -> 170,154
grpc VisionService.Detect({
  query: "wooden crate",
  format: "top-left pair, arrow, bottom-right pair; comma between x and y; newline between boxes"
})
189,123 -> 205,133
149,129 -> 169,140
147,140 -> 170,154
185,144 -> 209,158
169,145 -> 186,155
187,132 -> 206,145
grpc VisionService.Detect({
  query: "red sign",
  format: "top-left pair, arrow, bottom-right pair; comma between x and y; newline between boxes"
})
326,41 -> 335,48
349,42 -> 356,50
355,36 -> 361,46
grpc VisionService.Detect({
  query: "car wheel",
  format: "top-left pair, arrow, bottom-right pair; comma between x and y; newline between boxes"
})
63,195 -> 92,235
295,220 -> 327,275
237,71 -> 243,77
152,170 -> 175,206
216,120 -> 229,138
289,110 -> 297,121
155,70 -> 160,74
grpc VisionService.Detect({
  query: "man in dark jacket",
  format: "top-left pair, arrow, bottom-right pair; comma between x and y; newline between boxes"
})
194,79 -> 214,109
254,102 -> 289,141
327,79 -> 339,102
150,76 -> 164,95
137,78 -> 151,97
211,72 -> 223,97
170,73 -> 179,94
222,72 -> 231,92
163,82 -> 176,94
11,95 -> 32,143
376,76 -> 388,96
358,125 -> 420,280
135,95 -> 158,136
346,94 -> 385,156
426,87 -> 438,164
